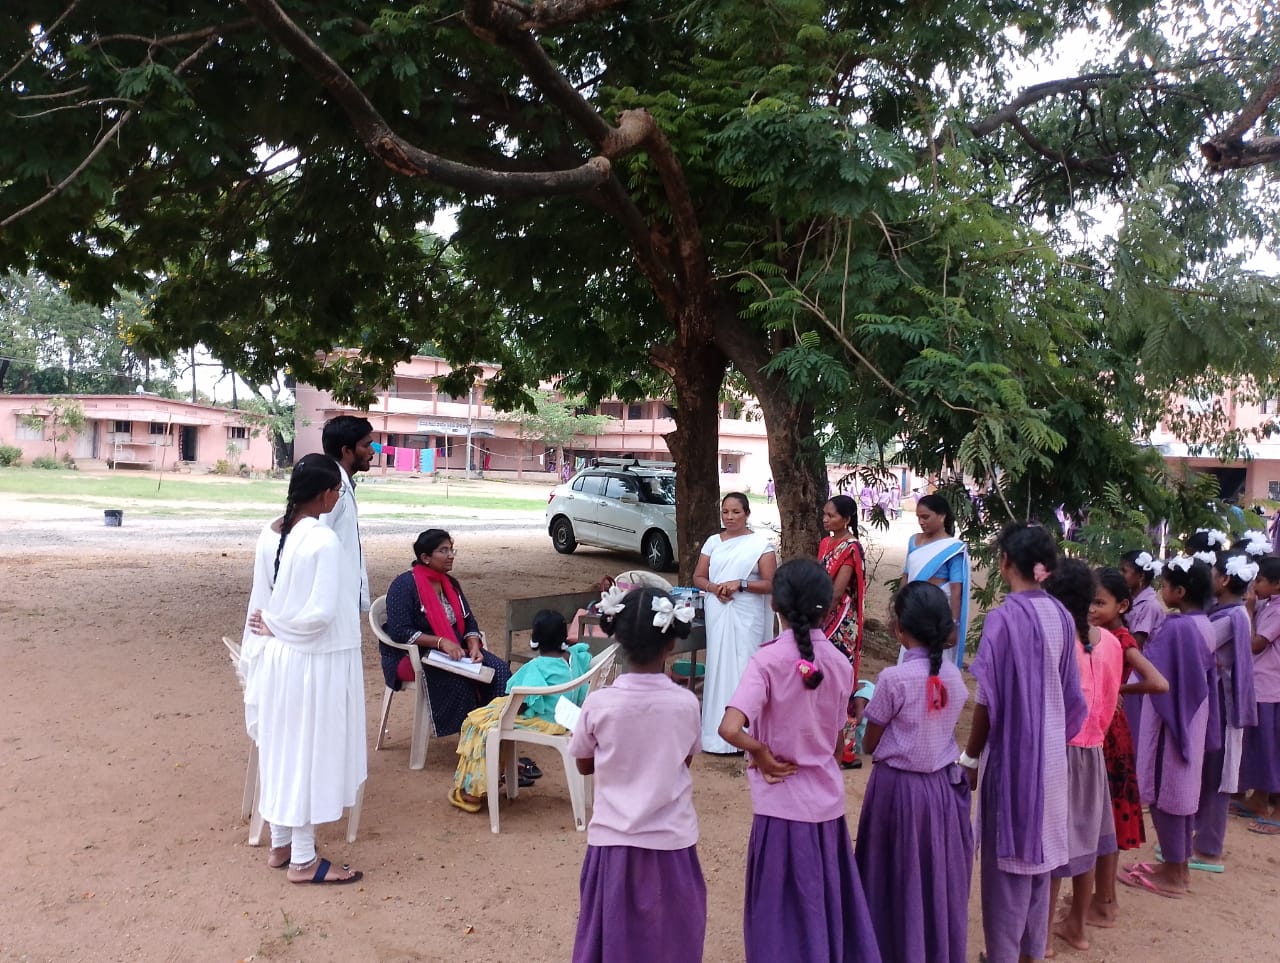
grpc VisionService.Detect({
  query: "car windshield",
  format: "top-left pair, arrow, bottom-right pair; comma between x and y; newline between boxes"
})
638,475 -> 676,506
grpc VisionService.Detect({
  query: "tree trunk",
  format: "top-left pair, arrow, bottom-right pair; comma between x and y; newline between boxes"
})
659,342 -> 728,582
713,308 -> 826,562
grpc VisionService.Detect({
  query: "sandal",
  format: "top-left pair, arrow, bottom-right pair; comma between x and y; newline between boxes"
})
290,857 -> 362,886
1116,869 -> 1183,899
519,757 -> 543,780
1248,817 -> 1280,836
448,787 -> 483,813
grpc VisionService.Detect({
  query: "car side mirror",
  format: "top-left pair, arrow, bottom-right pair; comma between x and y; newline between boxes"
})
618,493 -> 639,505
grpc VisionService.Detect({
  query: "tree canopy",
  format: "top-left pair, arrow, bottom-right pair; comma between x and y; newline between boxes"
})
3,0 -> 1280,574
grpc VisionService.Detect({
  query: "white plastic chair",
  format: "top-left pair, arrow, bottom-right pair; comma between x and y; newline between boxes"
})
369,595 -> 437,771
223,636 -> 364,844
486,643 -> 621,834
613,569 -> 674,592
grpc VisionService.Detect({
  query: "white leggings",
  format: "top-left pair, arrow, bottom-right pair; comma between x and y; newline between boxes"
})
269,822 -> 317,867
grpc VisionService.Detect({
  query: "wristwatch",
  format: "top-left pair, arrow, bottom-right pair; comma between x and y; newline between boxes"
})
738,579 -> 748,593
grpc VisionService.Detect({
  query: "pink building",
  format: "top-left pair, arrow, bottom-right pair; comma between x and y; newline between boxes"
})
0,394 -> 275,471
294,354 -> 775,489
1150,390 -> 1280,502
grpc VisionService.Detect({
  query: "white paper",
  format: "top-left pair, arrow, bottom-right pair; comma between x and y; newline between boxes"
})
425,648 -> 488,676
554,696 -> 582,731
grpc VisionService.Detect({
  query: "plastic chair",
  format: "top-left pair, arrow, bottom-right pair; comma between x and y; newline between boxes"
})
369,595 -> 436,771
485,643 -> 621,834
222,636 -> 364,844
613,569 -> 674,592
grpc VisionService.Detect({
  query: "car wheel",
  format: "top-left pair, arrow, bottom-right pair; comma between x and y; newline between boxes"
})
643,531 -> 674,572
551,517 -> 577,554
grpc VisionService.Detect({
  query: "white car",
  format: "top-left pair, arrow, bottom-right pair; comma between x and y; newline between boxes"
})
545,461 -> 678,571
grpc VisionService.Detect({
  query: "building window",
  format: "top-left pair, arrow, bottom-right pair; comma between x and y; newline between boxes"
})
600,402 -> 623,418
1270,481 -> 1280,500
16,415 -> 43,441
228,426 -> 248,440
721,401 -> 743,419
720,453 -> 742,473
627,403 -> 644,420
150,422 -> 168,435
112,420 -> 131,434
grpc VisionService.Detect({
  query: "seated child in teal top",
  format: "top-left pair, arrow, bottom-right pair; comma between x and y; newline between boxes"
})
449,610 -> 592,812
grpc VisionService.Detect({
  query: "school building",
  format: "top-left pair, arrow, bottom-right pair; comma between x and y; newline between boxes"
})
1149,391 -> 1280,503
0,394 -> 275,472
292,354 -> 776,490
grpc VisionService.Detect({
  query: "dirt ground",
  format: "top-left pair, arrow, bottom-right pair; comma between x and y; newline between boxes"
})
1,483 -> 1277,962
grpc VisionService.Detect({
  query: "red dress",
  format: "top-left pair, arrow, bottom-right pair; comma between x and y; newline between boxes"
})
1103,625 -> 1146,850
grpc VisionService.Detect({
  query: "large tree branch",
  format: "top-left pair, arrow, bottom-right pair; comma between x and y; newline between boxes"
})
241,0 -> 611,197
1202,64 -> 1280,172
965,73 -> 1137,138
497,0 -> 631,33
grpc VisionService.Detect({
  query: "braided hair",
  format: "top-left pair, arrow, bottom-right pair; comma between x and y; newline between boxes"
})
598,587 -> 692,663
274,453 -> 342,580
1043,557 -> 1096,652
891,581 -> 953,711
772,558 -> 833,690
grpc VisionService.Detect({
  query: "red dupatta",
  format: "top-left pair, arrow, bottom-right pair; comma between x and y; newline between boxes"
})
411,563 -> 466,644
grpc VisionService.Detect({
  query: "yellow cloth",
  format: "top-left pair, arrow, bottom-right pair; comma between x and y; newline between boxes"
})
452,697 -> 567,797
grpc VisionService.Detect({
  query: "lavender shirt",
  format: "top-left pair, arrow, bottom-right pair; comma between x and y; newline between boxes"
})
728,628 -> 853,823
569,673 -> 701,850
863,650 -> 968,772
1127,586 -> 1167,641
1254,598 -> 1280,702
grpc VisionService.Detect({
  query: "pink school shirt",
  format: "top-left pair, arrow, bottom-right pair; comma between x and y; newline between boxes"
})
863,649 -> 968,772
1069,627 -> 1123,747
727,629 -> 853,823
1127,586 -> 1167,641
568,673 -> 701,850
1253,598 -> 1280,703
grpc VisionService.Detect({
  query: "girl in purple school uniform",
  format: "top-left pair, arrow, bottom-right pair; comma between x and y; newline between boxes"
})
1119,549 -> 1167,747
1240,556 -> 1280,824
718,559 -> 881,963
962,523 -> 1086,963
1193,551 -> 1258,867
569,586 -> 704,963
1119,554 -> 1215,898
854,581 -> 971,963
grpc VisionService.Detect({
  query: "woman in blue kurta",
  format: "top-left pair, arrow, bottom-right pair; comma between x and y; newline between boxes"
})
381,529 -> 511,736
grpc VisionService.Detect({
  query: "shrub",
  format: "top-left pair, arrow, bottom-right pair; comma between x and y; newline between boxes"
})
0,445 -> 21,467
210,459 -> 232,475
32,455 -> 60,470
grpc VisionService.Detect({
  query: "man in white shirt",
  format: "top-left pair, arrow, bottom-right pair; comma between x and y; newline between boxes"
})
320,415 -> 374,613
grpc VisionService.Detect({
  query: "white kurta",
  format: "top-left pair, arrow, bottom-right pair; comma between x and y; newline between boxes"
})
700,530 -> 775,753
249,516 -> 367,828
239,521 -> 280,742
319,463 -> 370,613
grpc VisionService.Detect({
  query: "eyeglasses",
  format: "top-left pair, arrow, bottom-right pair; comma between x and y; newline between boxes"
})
434,547 -> 457,556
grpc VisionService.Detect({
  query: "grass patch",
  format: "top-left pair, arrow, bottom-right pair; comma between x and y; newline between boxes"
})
0,468 -> 545,512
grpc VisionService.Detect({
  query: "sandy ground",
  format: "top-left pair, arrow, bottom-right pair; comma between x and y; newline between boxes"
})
1,481 -> 1277,963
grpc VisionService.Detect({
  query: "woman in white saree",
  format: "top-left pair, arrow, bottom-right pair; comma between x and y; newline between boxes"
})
693,492 -> 777,753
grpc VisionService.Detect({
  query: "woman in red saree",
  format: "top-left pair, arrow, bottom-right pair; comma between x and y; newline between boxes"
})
819,494 -> 868,767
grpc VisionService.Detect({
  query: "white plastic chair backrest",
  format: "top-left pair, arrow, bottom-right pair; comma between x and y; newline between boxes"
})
368,595 -> 397,646
222,635 -> 242,666
613,570 -> 674,592
499,643 -> 621,730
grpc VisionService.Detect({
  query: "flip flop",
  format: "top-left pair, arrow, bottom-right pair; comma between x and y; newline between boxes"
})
448,787 -> 483,814
1123,861 -> 1160,875
1248,817 -> 1280,835
295,857 -> 362,886
1153,845 -> 1224,873
519,757 -> 543,779
1117,869 -> 1183,899
1229,800 -> 1260,818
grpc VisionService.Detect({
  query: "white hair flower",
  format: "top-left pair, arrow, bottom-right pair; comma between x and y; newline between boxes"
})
1242,530 -> 1270,557
650,595 -> 695,631
1225,555 -> 1260,583
1192,550 -> 1217,566
1134,551 -> 1162,576
1196,528 -> 1229,549
596,584 -> 629,616
1166,555 -> 1193,573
